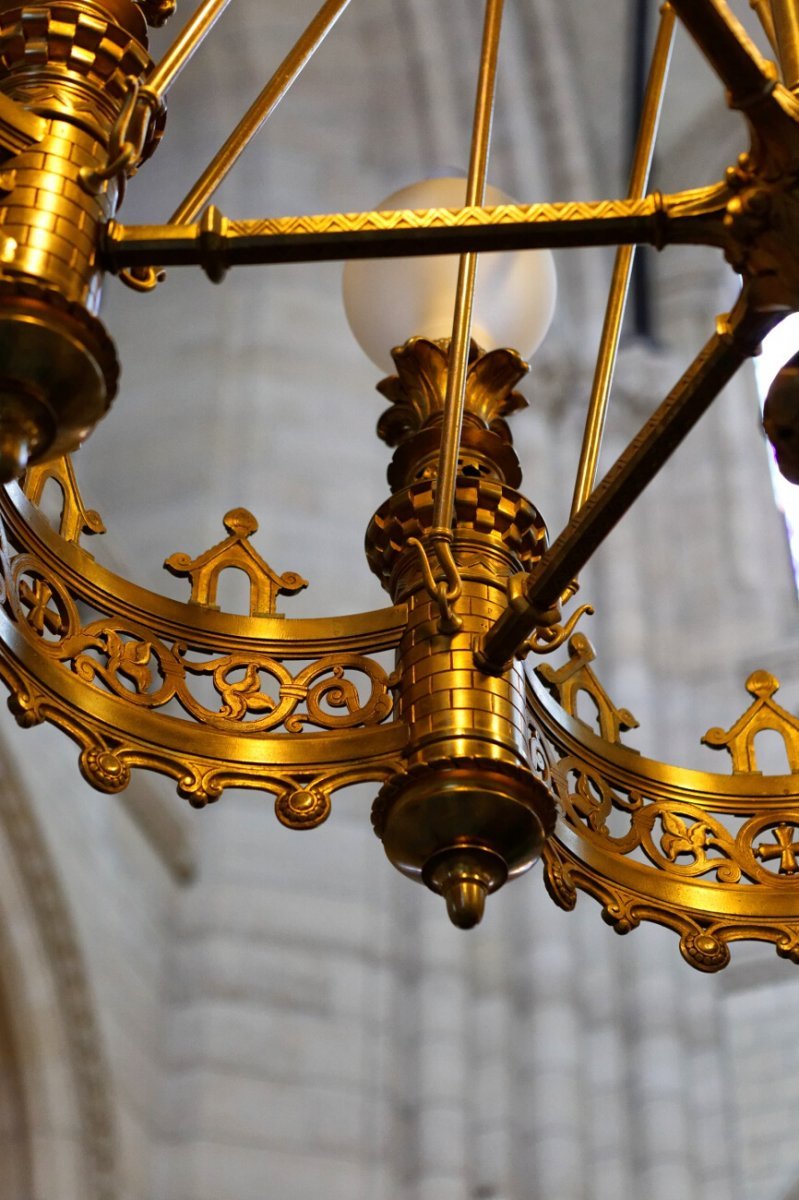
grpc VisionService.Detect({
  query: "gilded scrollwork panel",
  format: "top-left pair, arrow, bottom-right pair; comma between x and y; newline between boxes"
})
1,543 -> 396,736
0,486 -> 408,821
528,663 -> 799,971
6,456 -> 799,963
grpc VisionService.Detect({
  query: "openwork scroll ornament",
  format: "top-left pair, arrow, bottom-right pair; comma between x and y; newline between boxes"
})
3,0 -> 799,953
528,654 -> 799,972
4,568 -> 394,735
0,482 -> 406,825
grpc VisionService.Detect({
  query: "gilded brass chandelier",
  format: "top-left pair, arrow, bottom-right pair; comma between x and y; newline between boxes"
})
2,0 -> 799,968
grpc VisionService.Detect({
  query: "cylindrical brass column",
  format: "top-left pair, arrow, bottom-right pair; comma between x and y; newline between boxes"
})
0,0 -> 158,475
366,337 -> 558,927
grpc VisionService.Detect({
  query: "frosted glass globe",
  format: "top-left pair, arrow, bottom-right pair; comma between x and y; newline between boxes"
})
342,177 -> 557,372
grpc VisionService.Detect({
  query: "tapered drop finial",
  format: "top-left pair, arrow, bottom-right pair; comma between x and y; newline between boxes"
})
425,847 -> 510,930
443,877 -> 488,929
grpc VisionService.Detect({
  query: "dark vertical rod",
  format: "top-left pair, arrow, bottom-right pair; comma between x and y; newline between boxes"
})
630,0 -> 654,340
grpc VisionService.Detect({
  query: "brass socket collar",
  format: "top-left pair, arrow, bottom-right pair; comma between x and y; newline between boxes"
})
372,756 -> 557,902
366,476 -> 548,595
0,279 -> 119,467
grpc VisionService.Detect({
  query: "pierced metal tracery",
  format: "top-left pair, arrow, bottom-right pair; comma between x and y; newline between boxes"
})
0,0 -> 798,954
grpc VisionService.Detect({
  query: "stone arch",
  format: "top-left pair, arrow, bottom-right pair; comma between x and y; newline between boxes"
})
0,751 -> 117,1200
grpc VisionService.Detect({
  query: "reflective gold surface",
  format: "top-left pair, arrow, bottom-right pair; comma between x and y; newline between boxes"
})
0,476 -> 407,818
164,508 -> 308,617
367,339 -> 556,925
0,0 -> 154,473
763,0 -> 799,88
537,633 -> 638,746
103,188 -> 730,272
429,0 -> 504,563
0,0 -> 799,957
570,3 -> 675,517
477,300 -> 777,673
702,670 -> 799,773
530,656 -> 799,971
145,0 -> 232,101
164,0 -> 354,229
751,0 -> 779,52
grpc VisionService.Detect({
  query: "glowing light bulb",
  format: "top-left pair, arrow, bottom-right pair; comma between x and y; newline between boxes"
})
342,177 -> 557,372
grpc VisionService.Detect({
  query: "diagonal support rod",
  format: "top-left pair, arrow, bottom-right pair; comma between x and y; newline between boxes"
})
475,295 -> 783,675
771,0 -> 799,89
170,0 -> 353,228
120,0 -> 353,289
668,0 -> 779,109
145,0 -> 233,102
751,0 -> 780,55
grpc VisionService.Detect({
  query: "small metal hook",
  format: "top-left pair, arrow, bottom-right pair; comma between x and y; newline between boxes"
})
118,264 -> 165,292
520,602 -> 594,657
80,77 -> 159,195
408,532 -> 463,635
500,573 -> 593,660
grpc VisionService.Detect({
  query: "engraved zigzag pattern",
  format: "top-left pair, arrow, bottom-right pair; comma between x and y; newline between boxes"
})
229,199 -> 653,239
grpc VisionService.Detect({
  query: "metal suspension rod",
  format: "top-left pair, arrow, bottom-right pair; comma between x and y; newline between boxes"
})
476,296 -> 780,674
771,0 -> 799,87
146,0 -> 233,102
170,0 -> 353,226
430,0 -> 505,543
667,0 -> 776,109
750,0 -> 779,54
570,2 -> 675,518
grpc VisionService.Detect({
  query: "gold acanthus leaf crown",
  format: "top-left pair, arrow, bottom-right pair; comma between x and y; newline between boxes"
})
376,337 -> 529,448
